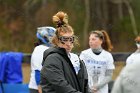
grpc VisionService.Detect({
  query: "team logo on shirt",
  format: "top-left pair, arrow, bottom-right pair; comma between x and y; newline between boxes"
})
87,59 -> 107,65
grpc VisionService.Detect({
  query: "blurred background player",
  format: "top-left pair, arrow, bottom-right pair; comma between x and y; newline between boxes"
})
80,30 -> 115,93
28,26 -> 56,93
126,35 -> 140,65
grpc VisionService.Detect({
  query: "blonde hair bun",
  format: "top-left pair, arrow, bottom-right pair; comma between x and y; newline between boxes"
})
52,11 -> 68,27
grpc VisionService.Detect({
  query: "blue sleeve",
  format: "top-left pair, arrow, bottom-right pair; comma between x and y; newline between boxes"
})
35,70 -> 40,85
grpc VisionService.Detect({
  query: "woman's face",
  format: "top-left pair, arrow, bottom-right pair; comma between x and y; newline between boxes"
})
58,32 -> 74,53
89,33 -> 103,49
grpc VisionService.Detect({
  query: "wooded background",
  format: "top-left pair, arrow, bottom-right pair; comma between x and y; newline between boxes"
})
0,0 -> 140,53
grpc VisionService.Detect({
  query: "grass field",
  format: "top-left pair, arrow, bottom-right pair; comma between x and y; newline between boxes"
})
112,62 -> 126,80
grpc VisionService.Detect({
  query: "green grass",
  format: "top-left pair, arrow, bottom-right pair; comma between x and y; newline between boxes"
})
113,62 -> 126,80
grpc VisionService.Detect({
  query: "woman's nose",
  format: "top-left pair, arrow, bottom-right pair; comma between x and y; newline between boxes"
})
65,41 -> 72,45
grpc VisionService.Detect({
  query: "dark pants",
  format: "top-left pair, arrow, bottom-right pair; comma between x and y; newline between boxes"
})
29,88 -> 39,93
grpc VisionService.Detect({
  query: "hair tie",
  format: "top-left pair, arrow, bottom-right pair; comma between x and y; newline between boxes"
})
57,20 -> 64,27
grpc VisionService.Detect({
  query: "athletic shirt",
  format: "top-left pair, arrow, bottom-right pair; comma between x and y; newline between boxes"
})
29,45 -> 49,89
80,48 -> 115,93
126,51 -> 140,65
69,53 -> 80,74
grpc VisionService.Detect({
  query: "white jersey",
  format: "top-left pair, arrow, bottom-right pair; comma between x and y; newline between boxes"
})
69,53 -> 80,74
80,48 -> 115,93
126,51 -> 140,65
29,45 -> 49,89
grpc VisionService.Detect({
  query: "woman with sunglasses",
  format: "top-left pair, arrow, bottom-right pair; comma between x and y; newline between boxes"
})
40,11 -> 88,93
80,30 -> 115,93
126,36 -> 140,65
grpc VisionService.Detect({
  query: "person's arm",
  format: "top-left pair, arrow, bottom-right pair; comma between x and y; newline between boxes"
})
94,53 -> 115,91
95,69 -> 113,90
35,70 -> 42,93
38,85 -> 42,93
35,70 -> 40,85
41,54 -> 81,93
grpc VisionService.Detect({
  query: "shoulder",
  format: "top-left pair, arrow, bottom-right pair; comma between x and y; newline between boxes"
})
102,50 -> 114,63
125,62 -> 140,72
126,52 -> 138,60
128,52 -> 135,56
79,49 -> 93,61
34,45 -> 49,51
121,62 -> 140,80
37,45 -> 49,49
45,53 -> 62,59
126,53 -> 134,60
128,52 -> 140,58
43,53 -> 63,66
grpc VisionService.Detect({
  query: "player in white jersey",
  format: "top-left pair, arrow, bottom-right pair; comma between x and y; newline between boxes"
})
126,36 -> 140,65
28,26 -> 56,93
80,30 -> 115,93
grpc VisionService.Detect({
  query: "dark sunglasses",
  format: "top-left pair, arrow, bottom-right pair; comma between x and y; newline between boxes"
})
58,36 -> 75,44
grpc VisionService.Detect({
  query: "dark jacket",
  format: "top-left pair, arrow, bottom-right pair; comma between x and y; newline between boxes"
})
40,47 -> 88,93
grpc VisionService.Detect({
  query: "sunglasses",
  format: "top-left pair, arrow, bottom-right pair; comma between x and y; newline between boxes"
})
58,36 -> 75,44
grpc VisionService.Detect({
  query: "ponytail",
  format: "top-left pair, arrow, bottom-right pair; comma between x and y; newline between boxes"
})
101,30 -> 113,51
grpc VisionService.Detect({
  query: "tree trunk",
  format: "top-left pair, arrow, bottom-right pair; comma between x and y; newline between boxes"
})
124,0 -> 138,36
118,1 -> 123,20
83,0 -> 90,49
102,0 -> 108,30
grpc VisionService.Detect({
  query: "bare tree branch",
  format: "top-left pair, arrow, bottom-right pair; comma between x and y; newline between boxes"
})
83,0 -> 90,48
124,0 -> 138,36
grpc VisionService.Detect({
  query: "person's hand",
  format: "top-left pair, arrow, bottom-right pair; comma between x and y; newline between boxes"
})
38,85 -> 42,93
92,86 -> 97,93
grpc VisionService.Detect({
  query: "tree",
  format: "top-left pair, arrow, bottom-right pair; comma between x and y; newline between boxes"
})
83,0 -> 90,48
110,0 -> 138,36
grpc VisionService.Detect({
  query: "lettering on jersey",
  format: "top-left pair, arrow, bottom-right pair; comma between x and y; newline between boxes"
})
87,59 -> 107,65
75,60 -> 79,62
